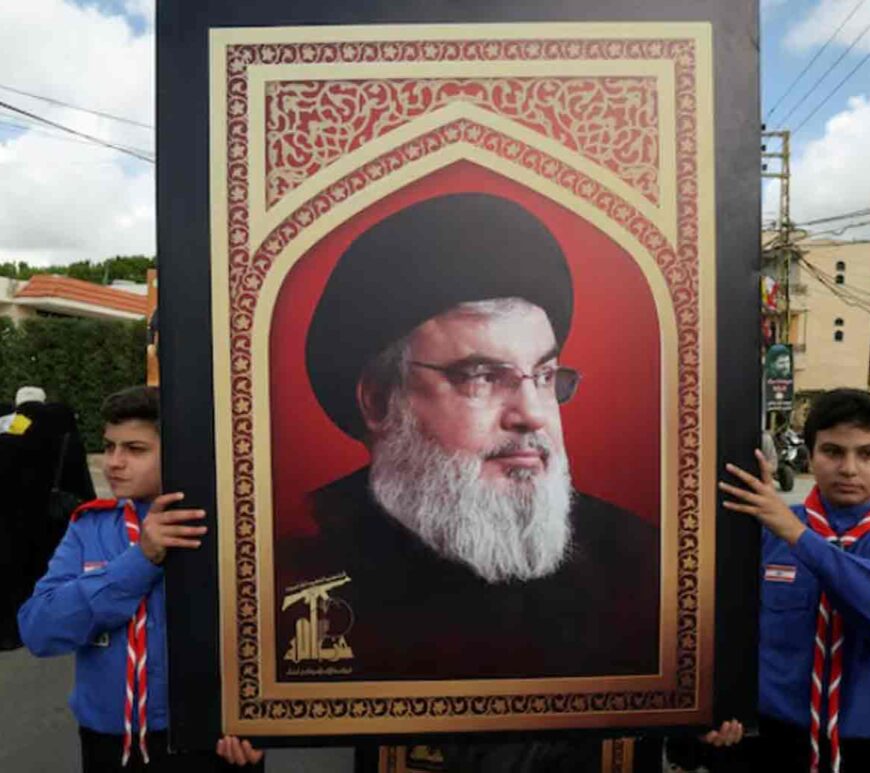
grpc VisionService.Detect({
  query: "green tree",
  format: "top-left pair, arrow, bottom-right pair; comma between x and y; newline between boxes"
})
0,255 -> 155,283
0,317 -> 146,450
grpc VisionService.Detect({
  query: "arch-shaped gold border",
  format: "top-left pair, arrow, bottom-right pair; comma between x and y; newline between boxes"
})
249,138 -> 679,696
247,67 -> 676,247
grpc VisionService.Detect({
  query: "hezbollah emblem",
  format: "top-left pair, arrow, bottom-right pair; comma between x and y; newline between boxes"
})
282,573 -> 354,664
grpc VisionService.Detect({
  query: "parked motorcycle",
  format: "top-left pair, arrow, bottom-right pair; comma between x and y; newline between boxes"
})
774,427 -> 810,492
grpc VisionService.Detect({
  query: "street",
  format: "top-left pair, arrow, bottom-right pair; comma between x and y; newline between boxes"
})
781,472 -> 815,507
0,638 -> 353,772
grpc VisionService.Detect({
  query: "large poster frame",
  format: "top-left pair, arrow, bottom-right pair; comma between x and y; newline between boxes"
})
157,0 -> 761,752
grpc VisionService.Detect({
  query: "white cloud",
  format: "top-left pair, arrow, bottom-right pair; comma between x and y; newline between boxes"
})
785,0 -> 870,53
764,95 -> 870,239
0,0 -> 155,266
119,0 -> 154,23
762,0 -> 788,11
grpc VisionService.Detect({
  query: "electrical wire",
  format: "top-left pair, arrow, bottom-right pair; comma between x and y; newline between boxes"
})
776,18 -> 870,129
0,83 -> 153,129
766,0 -> 868,121
800,271 -> 870,313
794,220 -> 870,240
0,118 -> 155,156
800,259 -> 870,300
797,253 -> 870,312
795,208 -> 870,226
792,49 -> 870,135
0,99 -> 153,163
0,109 -> 155,153
821,219 -> 870,237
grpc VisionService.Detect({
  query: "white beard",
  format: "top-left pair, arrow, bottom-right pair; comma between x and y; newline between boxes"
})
369,399 -> 574,584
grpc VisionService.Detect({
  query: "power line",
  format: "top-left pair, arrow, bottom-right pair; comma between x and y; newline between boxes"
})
766,0 -> 868,121
796,219 -> 870,239
776,18 -> 870,129
795,208 -> 870,227
0,112 -> 155,158
800,270 -> 870,314
793,49 -> 870,135
799,258 -> 870,299
0,83 -> 153,130
0,118 -> 155,156
0,100 -> 153,163
797,254 -> 870,312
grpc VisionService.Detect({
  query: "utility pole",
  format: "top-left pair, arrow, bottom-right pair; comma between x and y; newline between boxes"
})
761,129 -> 800,438
761,129 -> 793,343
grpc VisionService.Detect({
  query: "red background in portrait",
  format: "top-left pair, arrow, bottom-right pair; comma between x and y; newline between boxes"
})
269,161 -> 661,540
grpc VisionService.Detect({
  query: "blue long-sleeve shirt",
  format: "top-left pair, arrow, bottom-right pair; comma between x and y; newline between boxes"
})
759,500 -> 870,738
18,499 -> 168,734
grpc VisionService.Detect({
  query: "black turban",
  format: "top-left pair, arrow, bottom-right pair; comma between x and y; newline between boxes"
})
305,193 -> 574,439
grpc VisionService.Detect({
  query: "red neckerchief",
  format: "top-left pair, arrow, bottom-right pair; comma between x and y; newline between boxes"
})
804,486 -> 870,773
71,499 -> 149,766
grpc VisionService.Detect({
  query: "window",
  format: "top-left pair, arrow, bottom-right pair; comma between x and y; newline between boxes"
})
836,260 -> 846,271
835,330 -> 844,342
836,274 -> 845,285
835,318 -> 844,326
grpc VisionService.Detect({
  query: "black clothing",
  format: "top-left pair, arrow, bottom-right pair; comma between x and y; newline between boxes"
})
754,715 -> 870,773
78,728 -> 264,773
440,739 -> 601,773
276,468 -> 659,682
0,401 -> 94,646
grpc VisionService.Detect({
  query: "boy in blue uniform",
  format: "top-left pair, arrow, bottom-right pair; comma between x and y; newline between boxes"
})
721,388 -> 870,773
18,386 -> 263,771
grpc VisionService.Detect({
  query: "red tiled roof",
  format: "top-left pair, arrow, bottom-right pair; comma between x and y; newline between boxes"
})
14,275 -> 147,316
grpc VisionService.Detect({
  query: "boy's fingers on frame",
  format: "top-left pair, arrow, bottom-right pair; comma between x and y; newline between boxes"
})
164,538 -> 202,549
755,449 -> 775,481
178,526 -> 207,537
722,501 -> 758,515
724,463 -> 763,488
158,509 -> 207,523
229,737 -> 246,765
158,525 -> 207,537
241,740 -> 264,762
149,492 -> 185,512
718,481 -> 760,501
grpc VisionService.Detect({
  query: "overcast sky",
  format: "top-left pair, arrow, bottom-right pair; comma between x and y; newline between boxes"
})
0,0 -> 867,266
0,0 -> 153,265
761,0 -> 870,238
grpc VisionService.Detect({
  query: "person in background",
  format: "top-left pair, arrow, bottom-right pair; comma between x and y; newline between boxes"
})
0,386 -> 94,650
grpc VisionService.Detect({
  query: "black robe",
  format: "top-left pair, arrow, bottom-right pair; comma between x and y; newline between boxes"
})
0,401 -> 94,644
275,468 -> 659,682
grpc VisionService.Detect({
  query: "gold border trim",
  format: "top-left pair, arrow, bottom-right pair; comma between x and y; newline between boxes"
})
209,21 -> 717,735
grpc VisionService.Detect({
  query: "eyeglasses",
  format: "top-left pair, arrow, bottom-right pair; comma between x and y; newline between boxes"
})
410,361 -> 581,404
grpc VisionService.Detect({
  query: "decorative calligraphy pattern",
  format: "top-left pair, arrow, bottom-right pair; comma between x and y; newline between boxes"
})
221,33 -> 703,724
265,77 -> 659,207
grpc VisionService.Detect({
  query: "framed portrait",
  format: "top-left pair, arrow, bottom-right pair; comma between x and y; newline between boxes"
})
158,0 -> 761,751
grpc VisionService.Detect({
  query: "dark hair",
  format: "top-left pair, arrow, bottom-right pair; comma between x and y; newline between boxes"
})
101,386 -> 160,430
805,388 -> 870,454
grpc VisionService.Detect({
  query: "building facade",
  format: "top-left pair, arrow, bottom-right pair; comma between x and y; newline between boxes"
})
789,239 -> 870,393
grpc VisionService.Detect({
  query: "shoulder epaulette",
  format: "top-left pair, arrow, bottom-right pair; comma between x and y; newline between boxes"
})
70,498 -> 120,523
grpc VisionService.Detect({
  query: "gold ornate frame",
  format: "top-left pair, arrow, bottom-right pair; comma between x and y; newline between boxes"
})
209,22 -> 716,736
